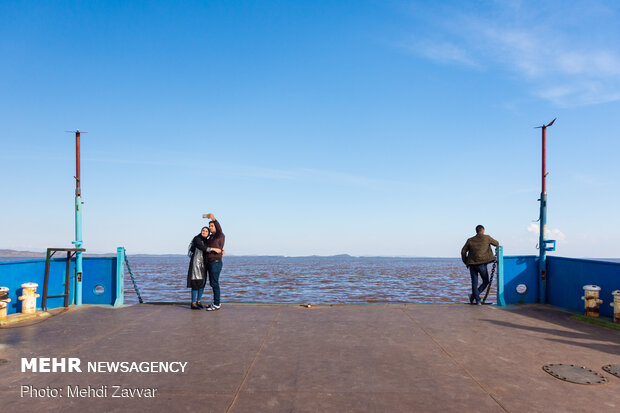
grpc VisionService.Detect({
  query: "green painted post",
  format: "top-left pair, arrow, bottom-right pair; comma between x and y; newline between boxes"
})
114,247 -> 124,307
497,246 -> 505,306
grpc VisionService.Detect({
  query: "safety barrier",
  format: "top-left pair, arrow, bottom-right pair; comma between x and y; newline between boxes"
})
0,248 -> 125,315
547,257 -> 618,318
498,255 -> 619,318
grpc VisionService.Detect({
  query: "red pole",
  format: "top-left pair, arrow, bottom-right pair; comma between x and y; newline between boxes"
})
76,130 -> 81,197
542,126 -> 546,195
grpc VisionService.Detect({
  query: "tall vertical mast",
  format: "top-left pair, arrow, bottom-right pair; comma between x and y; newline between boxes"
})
536,118 -> 555,303
72,129 -> 86,305
75,130 -> 81,197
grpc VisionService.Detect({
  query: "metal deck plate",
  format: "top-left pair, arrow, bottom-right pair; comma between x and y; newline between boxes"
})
602,364 -> 620,378
542,364 -> 608,385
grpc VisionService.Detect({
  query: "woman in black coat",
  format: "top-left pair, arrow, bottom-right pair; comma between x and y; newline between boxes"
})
187,227 -> 215,309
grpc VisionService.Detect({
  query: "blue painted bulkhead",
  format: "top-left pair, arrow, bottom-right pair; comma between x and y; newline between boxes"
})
547,256 -> 619,318
0,255 -> 123,315
500,255 -> 619,318
501,255 -> 539,305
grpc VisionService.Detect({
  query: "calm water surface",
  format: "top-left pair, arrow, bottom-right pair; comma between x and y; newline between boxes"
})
123,256 -> 497,305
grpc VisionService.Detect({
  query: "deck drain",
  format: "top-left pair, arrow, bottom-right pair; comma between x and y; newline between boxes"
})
0,359 -> 9,366
542,364 -> 608,385
602,364 -> 620,378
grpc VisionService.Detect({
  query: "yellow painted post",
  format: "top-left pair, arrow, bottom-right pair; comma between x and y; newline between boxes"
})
610,290 -> 620,323
0,287 -> 10,319
581,285 -> 603,318
18,283 -> 40,314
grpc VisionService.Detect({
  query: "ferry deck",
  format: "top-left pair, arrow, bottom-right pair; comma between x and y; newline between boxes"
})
1,303 -> 619,412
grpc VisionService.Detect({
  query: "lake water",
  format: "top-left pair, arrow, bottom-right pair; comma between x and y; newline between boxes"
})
122,256 -> 496,305
4,255 -> 618,305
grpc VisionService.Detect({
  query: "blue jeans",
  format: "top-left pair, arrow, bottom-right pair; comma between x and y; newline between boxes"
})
191,288 -> 204,303
208,261 -> 223,305
469,264 -> 489,303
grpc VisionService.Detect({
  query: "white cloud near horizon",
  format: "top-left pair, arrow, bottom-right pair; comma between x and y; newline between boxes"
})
402,0 -> 620,106
527,222 -> 566,242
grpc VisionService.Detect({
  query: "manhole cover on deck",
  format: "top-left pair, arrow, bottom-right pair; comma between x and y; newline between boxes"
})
602,364 -> 620,378
542,364 -> 608,385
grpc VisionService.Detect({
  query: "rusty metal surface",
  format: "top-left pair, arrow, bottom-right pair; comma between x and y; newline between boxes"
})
542,364 -> 608,385
1,304 -> 620,412
602,364 -> 620,378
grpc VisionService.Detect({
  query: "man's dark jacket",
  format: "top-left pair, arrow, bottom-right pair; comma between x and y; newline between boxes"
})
461,234 -> 499,266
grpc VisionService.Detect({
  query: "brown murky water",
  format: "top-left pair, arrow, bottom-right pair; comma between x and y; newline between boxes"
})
123,256 -> 497,305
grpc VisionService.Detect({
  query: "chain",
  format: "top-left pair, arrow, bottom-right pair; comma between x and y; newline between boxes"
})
482,247 -> 498,304
123,248 -> 144,304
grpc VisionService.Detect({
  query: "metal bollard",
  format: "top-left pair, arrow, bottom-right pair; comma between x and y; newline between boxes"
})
581,285 -> 603,318
0,287 -> 10,320
610,290 -> 620,323
18,283 -> 40,314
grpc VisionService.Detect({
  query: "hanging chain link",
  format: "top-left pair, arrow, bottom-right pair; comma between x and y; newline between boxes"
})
123,248 -> 143,304
482,247 -> 498,304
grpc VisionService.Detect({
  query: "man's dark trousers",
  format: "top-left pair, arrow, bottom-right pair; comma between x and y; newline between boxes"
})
469,263 -> 489,304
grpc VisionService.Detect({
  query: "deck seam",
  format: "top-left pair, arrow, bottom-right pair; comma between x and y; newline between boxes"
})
400,308 -> 509,413
226,306 -> 283,413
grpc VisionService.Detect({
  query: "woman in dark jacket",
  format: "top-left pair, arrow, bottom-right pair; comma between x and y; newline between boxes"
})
187,227 -> 221,310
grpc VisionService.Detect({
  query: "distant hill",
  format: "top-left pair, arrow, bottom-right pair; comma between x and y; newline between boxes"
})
0,249 -> 115,258
0,249 -> 44,257
129,254 -> 186,258
0,249 -> 357,258
0,249 -> 477,259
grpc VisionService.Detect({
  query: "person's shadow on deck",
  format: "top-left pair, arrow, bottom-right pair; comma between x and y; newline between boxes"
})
480,312 -> 620,356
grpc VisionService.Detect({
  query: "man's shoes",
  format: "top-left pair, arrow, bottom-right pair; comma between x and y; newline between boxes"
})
196,301 -> 204,309
468,294 -> 474,304
476,302 -> 482,306
206,304 -> 221,311
191,303 -> 200,310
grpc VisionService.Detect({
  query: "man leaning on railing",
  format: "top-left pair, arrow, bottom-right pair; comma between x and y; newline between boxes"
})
461,225 -> 499,305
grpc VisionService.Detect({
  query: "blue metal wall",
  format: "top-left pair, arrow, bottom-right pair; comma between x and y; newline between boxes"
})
501,256 -> 539,305
500,255 -> 619,318
0,256 -> 121,315
547,256 -> 619,318
82,258 -> 118,306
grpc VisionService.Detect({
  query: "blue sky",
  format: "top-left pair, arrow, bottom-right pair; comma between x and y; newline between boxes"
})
1,0 -> 619,257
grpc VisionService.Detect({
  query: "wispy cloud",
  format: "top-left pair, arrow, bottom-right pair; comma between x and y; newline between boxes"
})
401,39 -> 480,68
527,223 -> 566,241
233,165 -> 298,181
233,165 -> 410,189
299,168 -> 407,187
83,153 -> 413,189
572,173 -> 613,187
401,1 -> 620,106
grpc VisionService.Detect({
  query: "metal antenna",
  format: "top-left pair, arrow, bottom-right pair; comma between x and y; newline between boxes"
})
66,130 -> 88,197
534,118 -> 556,129
534,118 -> 555,195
